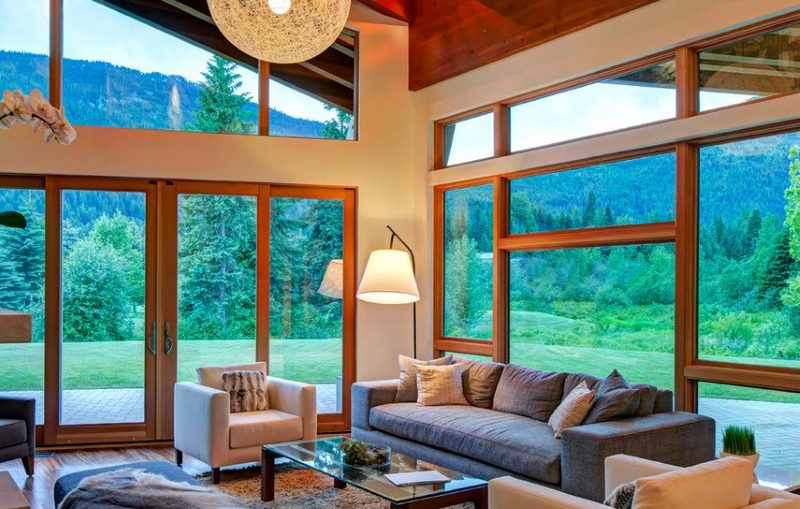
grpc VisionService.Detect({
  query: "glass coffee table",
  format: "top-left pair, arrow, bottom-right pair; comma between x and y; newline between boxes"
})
261,436 -> 488,508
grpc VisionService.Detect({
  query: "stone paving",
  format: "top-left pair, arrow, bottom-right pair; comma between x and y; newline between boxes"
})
3,383 -> 339,425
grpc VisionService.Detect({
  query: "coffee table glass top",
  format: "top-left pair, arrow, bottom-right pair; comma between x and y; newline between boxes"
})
264,436 -> 487,503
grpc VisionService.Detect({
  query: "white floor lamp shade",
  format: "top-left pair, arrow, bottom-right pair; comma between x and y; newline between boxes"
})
357,250 -> 419,304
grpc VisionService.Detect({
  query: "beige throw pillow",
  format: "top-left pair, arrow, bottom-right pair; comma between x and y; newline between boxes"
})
548,381 -> 595,438
221,370 -> 269,413
416,363 -> 469,407
632,456 -> 753,509
395,354 -> 453,402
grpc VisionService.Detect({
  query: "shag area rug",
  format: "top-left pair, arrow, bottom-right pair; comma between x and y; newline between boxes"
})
196,462 -> 472,509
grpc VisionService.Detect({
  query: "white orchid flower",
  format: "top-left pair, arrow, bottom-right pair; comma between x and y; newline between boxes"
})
27,89 -> 58,124
3,89 -> 32,122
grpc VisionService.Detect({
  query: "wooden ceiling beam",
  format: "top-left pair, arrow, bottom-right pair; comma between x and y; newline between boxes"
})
91,0 -> 355,112
358,0 -> 411,22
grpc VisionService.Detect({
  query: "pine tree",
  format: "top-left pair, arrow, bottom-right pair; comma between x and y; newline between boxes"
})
322,105 -> 352,140
190,56 -> 254,134
582,190 -> 597,227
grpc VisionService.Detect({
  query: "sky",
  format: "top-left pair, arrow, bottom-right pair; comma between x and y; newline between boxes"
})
448,82 -> 756,166
0,0 -> 337,122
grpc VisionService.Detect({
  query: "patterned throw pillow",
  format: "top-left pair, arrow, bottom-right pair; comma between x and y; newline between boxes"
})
547,381 -> 596,438
604,482 -> 635,509
221,370 -> 269,413
415,363 -> 469,406
395,354 -> 453,403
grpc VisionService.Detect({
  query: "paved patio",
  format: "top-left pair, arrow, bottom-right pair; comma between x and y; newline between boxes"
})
2,383 -> 339,425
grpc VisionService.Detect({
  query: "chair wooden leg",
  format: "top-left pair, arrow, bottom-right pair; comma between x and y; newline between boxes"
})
212,467 -> 221,484
22,456 -> 34,476
175,449 -> 183,466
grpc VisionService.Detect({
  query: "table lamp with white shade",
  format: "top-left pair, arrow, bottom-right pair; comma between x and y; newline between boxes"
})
357,226 -> 420,358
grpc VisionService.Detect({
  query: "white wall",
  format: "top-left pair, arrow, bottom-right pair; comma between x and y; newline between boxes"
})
411,0 -> 800,357
0,11 -> 417,382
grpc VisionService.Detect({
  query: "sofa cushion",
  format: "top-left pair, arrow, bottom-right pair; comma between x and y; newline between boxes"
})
228,410 -> 302,448
396,355 -> 453,403
369,403 -> 562,484
416,364 -> 469,406
455,357 -> 504,409
585,370 -> 640,424
631,384 -> 658,416
197,362 -> 267,391
493,365 -> 567,421
563,372 -> 602,396
0,419 -> 26,448
632,456 -> 753,509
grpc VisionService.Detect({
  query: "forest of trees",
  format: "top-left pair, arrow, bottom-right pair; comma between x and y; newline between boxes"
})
0,56 -> 347,344
444,134 -> 800,366
0,50 -> 351,138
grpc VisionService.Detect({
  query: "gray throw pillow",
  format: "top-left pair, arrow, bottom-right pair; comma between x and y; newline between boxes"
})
584,369 -> 640,424
395,355 -> 453,402
563,372 -> 601,398
631,383 -> 658,416
455,357 -> 504,408
492,364 -> 567,421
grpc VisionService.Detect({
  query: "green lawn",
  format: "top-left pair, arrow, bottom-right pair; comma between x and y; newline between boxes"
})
0,339 -> 342,391
1,336 -> 797,404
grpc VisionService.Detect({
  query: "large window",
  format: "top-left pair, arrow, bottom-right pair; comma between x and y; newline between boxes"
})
270,196 -> 345,414
0,0 -> 49,94
63,0 -> 258,133
0,187 -> 45,424
699,23 -> 800,112
269,29 -> 357,140
443,183 -> 494,340
442,112 -> 495,167
698,383 -> 800,474
698,131 -> 800,369
509,153 -> 676,234
509,61 -> 676,152
509,244 -> 675,389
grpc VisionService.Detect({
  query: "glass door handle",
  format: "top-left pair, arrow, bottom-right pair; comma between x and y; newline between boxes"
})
164,320 -> 174,355
148,320 -> 157,355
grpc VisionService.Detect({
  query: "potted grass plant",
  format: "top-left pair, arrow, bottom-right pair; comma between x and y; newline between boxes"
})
721,425 -> 758,467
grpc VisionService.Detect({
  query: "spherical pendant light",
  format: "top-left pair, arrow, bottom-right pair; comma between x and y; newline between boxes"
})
208,0 -> 352,64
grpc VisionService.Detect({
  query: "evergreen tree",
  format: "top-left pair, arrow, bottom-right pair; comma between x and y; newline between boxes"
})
322,105 -> 352,140
190,56 -> 254,134
582,190 -> 597,227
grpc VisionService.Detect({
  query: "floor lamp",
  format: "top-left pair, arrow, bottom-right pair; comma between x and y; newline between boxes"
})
357,225 -> 420,359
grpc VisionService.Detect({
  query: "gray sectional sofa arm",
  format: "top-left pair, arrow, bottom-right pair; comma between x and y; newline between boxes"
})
560,411 -> 716,502
351,379 -> 399,431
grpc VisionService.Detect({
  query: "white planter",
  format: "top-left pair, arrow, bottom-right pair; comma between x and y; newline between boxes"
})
721,451 -> 760,469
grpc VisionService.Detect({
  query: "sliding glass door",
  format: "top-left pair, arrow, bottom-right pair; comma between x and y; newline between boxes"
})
0,177 -> 355,444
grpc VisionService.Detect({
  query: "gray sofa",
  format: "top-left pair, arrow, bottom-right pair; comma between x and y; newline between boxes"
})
0,396 -> 35,476
352,364 -> 715,502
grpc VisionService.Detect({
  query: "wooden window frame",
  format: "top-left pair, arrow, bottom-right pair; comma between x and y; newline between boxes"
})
432,9 -> 800,172
43,0 -> 359,141
434,120 -> 800,414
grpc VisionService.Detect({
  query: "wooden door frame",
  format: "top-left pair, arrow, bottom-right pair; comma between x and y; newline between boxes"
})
269,185 -> 357,432
44,176 -> 158,445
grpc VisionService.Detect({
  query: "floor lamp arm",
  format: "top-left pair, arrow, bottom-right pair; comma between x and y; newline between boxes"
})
386,225 -> 418,358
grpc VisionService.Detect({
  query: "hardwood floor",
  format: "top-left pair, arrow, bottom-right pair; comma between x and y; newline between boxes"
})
0,446 -> 217,509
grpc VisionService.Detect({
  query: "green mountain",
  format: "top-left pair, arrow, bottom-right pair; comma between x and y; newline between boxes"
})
0,50 -> 326,137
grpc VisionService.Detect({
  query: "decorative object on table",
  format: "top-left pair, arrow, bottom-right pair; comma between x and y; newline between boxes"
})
0,89 -> 76,145
339,439 -> 391,467
722,425 -> 759,468
357,225 -> 420,357
318,259 -> 343,298
207,0 -> 351,64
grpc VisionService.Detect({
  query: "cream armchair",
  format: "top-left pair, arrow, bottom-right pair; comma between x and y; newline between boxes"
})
489,455 -> 800,509
174,362 -> 316,483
